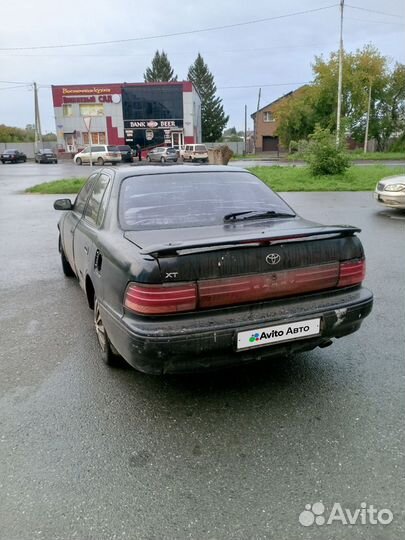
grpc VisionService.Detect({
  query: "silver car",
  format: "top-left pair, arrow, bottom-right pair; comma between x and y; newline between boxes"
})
147,147 -> 178,163
74,145 -> 121,166
374,175 -> 405,209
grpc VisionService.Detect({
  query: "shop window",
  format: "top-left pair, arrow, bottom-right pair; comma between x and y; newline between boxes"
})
79,104 -> 104,117
263,111 -> 275,123
83,132 -> 106,145
63,104 -> 73,117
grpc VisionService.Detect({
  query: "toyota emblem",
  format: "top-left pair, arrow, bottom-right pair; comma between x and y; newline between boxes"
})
266,253 -> 281,265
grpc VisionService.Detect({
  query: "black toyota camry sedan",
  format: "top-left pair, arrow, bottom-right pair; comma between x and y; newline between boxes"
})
54,165 -> 373,374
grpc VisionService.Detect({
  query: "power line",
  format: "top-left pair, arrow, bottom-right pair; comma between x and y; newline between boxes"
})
346,16 -> 405,26
0,4 -> 338,51
0,80 -> 31,85
218,82 -> 310,89
0,84 -> 31,91
0,42 -> 328,58
346,4 -> 405,19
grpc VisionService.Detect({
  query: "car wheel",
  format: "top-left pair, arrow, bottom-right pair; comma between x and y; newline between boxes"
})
76,157 -> 82,165
147,156 -> 151,162
94,297 -> 120,367
160,156 -> 165,163
55,160 -> 58,164
59,236 -> 75,277
97,157 -> 104,165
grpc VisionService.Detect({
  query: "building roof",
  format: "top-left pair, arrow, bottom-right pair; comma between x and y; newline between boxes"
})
250,86 -> 307,119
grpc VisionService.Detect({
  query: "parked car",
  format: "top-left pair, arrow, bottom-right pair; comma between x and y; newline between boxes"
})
117,145 -> 134,163
54,165 -> 373,375
374,175 -> 405,209
171,145 -> 186,158
1,149 -> 27,164
35,148 -> 58,164
147,146 -> 178,163
183,144 -> 208,163
74,145 -> 121,166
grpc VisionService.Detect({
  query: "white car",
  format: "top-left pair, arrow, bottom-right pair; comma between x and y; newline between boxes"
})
74,145 -> 121,166
183,144 -> 209,163
374,175 -> 405,209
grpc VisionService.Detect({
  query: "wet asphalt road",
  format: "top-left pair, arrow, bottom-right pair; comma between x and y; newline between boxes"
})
0,162 -> 404,540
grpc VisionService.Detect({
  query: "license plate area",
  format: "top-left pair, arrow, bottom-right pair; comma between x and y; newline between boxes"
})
236,318 -> 321,351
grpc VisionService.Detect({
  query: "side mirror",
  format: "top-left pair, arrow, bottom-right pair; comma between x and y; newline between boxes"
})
54,198 -> 73,211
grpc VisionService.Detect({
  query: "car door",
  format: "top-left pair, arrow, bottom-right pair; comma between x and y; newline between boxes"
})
73,172 -> 112,290
61,173 -> 99,271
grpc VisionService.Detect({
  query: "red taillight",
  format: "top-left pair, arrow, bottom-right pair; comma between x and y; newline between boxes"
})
198,263 -> 339,309
124,282 -> 197,315
338,259 -> 366,287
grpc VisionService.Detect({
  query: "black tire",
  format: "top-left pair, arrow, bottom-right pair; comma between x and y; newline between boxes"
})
97,157 -> 104,165
54,160 -> 58,164
94,297 -> 120,367
59,237 -> 75,277
160,156 -> 165,163
76,157 -> 82,165
147,156 -> 151,162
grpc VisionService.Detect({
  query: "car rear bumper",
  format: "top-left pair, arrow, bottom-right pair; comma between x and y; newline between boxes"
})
100,286 -> 373,375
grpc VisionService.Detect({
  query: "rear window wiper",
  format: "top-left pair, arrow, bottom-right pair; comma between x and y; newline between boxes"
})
223,210 -> 295,222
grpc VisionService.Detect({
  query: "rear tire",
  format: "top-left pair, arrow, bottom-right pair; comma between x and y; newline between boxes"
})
76,157 -> 82,165
147,156 -> 151,162
97,157 -> 104,165
160,156 -> 165,163
94,297 -> 120,367
59,237 -> 75,277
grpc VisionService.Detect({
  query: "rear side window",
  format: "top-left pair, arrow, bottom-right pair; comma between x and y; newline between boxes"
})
74,173 -> 98,215
84,174 -> 111,226
119,171 -> 293,231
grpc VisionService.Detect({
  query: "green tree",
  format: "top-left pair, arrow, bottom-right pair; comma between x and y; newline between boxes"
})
273,45 -> 398,148
188,53 -> 229,141
144,50 -> 177,82
305,125 -> 350,175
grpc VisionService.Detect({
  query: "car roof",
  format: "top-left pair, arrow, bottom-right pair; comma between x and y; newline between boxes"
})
103,164 -> 247,179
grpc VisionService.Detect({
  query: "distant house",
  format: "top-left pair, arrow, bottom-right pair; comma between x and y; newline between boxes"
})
251,87 -> 306,152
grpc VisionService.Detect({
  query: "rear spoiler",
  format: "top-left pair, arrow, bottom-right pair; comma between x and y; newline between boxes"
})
136,225 -> 361,257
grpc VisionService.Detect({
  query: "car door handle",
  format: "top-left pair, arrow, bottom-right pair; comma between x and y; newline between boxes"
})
84,246 -> 89,254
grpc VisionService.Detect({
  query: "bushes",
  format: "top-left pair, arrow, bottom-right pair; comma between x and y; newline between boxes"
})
304,126 -> 351,176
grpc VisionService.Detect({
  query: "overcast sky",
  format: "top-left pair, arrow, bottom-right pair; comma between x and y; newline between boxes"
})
0,0 -> 404,134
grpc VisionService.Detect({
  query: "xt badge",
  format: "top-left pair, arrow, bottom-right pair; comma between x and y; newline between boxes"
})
165,272 -> 179,279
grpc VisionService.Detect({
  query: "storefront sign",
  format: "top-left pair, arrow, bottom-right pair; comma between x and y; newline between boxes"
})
62,87 -> 114,95
63,94 -> 121,104
125,119 -> 183,130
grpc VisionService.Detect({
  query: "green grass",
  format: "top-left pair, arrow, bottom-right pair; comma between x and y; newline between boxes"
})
348,151 -> 405,160
26,177 -> 86,194
249,165 -> 405,191
288,151 -> 405,162
24,164 -> 405,194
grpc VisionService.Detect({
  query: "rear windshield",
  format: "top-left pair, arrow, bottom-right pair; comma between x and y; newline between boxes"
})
119,171 -> 293,230
118,145 -> 131,151
167,148 -> 177,153
107,146 -> 119,152
195,145 -> 207,152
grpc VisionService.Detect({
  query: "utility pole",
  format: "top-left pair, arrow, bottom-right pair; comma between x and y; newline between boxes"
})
33,82 -> 43,152
244,104 -> 247,155
253,88 -> 261,154
336,0 -> 344,146
363,81 -> 372,154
